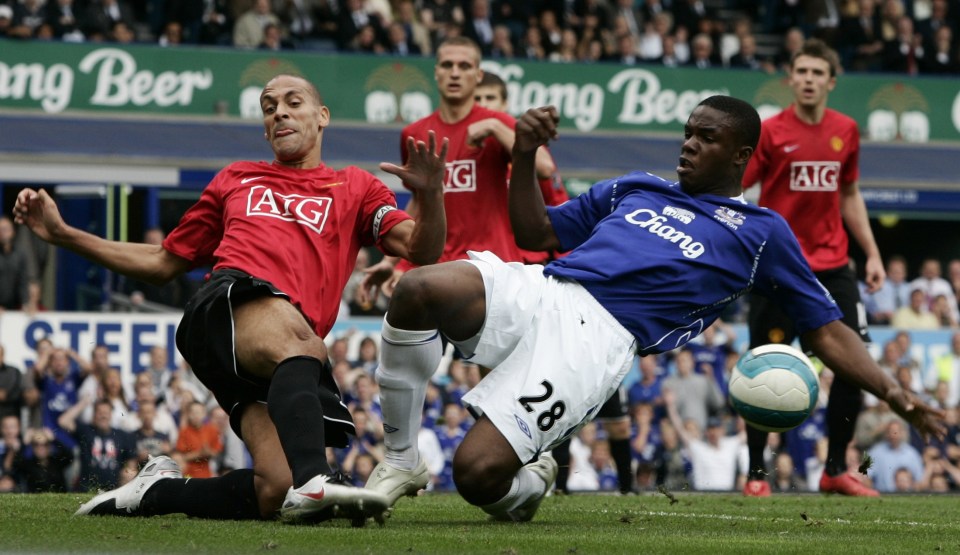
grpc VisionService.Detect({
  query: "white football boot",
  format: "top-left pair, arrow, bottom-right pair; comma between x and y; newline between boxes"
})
279,472 -> 390,526
493,454 -> 559,522
364,459 -> 430,509
75,455 -> 182,516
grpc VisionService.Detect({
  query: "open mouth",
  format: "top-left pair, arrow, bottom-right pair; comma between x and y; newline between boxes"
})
677,157 -> 693,174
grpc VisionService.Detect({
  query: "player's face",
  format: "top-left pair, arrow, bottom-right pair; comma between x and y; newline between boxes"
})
789,55 -> 835,110
474,85 -> 507,112
261,75 -> 330,167
435,44 -> 483,104
677,105 -> 750,196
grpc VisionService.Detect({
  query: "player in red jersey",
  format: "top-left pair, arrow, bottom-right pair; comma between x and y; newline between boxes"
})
14,74 -> 449,524
363,37 -> 524,301
741,39 -> 886,498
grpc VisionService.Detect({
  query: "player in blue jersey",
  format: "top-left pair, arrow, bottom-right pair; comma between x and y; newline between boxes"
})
364,96 -> 946,521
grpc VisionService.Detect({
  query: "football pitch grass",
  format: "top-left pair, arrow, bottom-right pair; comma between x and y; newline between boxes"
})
2,490 -> 958,554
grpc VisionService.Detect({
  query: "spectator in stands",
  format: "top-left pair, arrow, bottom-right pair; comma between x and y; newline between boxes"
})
520,22 -> 546,60
839,0 -> 885,70
0,345 -> 24,422
35,347 -> 87,451
882,14 -> 925,73
99,368 -> 137,431
82,0 -> 136,41
770,451 -> 807,492
61,397 -> 138,492
771,26 -> 806,72
158,20 -> 184,46
549,28 -> 580,62
931,294 -> 959,328
352,336 -> 379,376
142,345 -> 173,399
7,0 -> 46,38
919,451 -> 960,491
867,419 -> 924,492
131,374 -> 179,441
259,21 -> 293,50
912,258 -> 959,322
0,414 -> 22,481
0,216 -> 30,311
395,0 -> 432,55
614,31 -> 641,64
673,0 -> 709,37
133,400 -> 173,464
923,25 -> 960,72
13,427 -> 73,493
863,255 -> 910,325
628,355 -> 664,410
337,0 -> 384,51
687,32 -> 716,68
174,401 -> 223,479
638,12 -> 671,61
927,331 -> 960,408
666,390 -> 743,491
109,19 -> 136,42
233,0 -> 279,48
728,33 -> 768,70
46,0 -> 84,41
490,23 -> 515,58
855,400 -> 907,450
272,0 -> 318,47
892,287 -> 941,330
661,348 -> 725,433
421,0 -> 464,46
385,20 -> 419,55
463,0 -> 494,56
0,4 -> 13,37
432,403 -> 467,491
689,319 -> 737,398
346,373 -> 382,420
197,0 -> 231,45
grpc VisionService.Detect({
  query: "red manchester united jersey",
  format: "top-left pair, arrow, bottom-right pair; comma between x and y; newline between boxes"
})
163,161 -> 410,336
742,105 -> 860,272
397,104 -> 521,268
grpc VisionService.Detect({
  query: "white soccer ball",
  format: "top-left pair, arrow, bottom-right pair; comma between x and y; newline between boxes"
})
728,344 -> 820,433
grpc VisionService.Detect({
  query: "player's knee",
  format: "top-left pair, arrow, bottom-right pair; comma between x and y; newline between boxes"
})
452,449 -> 511,506
254,474 -> 291,518
391,269 -> 434,312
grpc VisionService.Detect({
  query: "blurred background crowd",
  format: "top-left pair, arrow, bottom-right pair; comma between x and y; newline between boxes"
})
2,0 -> 960,75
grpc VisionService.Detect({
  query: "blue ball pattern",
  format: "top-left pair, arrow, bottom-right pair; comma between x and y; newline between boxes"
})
729,348 -> 820,433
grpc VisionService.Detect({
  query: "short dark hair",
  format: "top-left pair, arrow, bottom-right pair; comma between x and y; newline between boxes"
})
697,95 -> 761,150
479,72 -> 507,100
790,38 -> 840,77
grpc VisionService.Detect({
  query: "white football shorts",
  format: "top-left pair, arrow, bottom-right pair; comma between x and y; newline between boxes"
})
456,251 -> 637,464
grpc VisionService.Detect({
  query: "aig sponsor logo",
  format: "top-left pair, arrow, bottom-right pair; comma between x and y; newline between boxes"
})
444,160 -> 477,192
624,207 -> 705,259
246,185 -> 332,234
790,161 -> 840,191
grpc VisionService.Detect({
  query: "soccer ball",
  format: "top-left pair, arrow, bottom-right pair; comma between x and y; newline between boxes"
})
728,344 -> 820,433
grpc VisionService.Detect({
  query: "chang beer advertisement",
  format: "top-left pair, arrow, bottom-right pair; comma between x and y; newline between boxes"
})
3,38 -> 960,143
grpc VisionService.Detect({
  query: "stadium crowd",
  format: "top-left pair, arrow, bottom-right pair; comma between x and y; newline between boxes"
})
1,241 -> 959,496
2,0 -> 960,75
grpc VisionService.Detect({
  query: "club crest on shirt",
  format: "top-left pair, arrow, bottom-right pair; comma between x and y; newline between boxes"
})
789,161 -> 840,192
246,185 -> 332,234
443,160 -> 477,193
713,207 -> 745,230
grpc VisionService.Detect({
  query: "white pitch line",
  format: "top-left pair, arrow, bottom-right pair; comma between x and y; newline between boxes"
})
589,509 -> 953,529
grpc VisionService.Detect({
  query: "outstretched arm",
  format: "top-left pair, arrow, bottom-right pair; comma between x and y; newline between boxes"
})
13,189 -> 190,284
510,107 -> 562,252
803,320 -> 945,440
378,131 -> 448,266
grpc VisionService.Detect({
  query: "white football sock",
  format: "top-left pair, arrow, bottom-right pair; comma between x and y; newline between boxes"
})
480,467 -> 547,519
377,317 -> 442,471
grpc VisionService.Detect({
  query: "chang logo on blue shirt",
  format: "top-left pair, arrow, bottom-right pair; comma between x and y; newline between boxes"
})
624,208 -> 705,259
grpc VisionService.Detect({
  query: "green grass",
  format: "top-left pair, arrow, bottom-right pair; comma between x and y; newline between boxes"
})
2,491 -> 959,554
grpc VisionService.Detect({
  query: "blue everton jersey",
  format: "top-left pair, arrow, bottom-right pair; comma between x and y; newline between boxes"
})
545,172 -> 841,355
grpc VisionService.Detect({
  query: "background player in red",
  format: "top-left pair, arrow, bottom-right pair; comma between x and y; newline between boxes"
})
741,39 -> 886,497
363,36 -> 523,300
14,74 -> 449,523
472,71 -> 569,264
